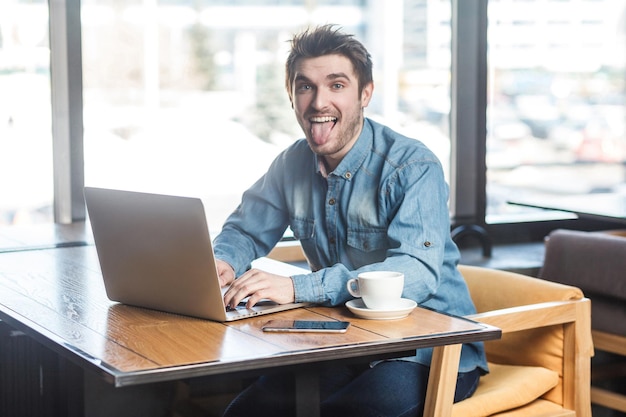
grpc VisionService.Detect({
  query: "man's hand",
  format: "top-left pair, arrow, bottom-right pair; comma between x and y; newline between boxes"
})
216,259 -> 236,287
223,268 -> 296,310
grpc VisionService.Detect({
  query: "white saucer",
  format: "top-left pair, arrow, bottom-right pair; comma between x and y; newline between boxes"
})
345,298 -> 417,320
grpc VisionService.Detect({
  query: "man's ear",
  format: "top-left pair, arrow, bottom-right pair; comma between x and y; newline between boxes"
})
360,82 -> 374,108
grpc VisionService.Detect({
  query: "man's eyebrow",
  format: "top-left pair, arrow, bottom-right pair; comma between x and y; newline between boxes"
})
326,72 -> 351,81
294,73 -> 353,83
294,74 -> 311,83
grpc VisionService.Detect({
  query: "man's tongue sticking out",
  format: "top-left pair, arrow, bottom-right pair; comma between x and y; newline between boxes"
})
310,118 -> 335,146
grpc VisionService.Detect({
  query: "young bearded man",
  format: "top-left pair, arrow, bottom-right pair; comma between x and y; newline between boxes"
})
213,25 -> 487,417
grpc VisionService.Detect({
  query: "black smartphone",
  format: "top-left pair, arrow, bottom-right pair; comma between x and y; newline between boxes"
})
261,320 -> 351,333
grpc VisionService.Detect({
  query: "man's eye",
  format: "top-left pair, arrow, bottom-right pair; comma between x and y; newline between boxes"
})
332,83 -> 344,89
298,84 -> 311,91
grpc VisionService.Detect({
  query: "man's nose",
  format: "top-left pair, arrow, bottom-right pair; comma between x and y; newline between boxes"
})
312,89 -> 330,110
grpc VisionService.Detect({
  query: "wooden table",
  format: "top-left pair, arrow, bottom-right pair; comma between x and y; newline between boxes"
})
509,192 -> 626,224
0,225 -> 500,417
0,221 -> 92,252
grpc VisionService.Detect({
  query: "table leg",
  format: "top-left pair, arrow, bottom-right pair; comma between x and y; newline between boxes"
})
423,343 -> 462,417
58,355 -> 85,417
295,369 -> 320,417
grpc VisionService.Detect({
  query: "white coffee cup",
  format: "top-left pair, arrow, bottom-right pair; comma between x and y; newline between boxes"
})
346,271 -> 404,310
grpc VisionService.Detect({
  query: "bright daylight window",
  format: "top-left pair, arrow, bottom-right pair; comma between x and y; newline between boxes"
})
2,0 -> 625,230
0,0 -> 53,225
486,0 -> 626,223
80,0 -> 453,230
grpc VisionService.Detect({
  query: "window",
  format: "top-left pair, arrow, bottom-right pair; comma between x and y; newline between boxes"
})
0,1 -> 53,225
80,0 -> 453,230
5,0 -> 624,242
486,0 -> 626,224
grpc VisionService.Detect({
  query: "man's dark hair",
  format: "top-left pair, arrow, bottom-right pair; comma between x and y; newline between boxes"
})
285,24 -> 373,102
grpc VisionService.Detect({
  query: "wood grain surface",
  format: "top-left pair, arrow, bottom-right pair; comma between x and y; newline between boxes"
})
0,224 -> 499,390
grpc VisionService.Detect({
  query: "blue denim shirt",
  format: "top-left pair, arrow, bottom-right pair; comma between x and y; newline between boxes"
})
214,118 -> 488,373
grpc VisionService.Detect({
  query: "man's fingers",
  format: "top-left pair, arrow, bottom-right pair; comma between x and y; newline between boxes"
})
224,269 -> 294,308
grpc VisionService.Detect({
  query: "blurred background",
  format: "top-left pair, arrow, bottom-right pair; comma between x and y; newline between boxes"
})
1,0 -> 624,229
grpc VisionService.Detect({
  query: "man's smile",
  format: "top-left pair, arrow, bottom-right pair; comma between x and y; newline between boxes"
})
310,116 -> 337,123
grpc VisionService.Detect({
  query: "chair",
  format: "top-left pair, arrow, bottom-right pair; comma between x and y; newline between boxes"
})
539,229 -> 626,414
449,264 -> 593,417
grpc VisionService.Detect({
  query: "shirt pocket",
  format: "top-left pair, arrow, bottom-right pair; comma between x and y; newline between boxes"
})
347,227 -> 388,253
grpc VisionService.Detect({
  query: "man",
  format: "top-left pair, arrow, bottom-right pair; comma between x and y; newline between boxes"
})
214,24 -> 487,417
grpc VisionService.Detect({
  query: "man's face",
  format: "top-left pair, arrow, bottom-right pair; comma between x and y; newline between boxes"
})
291,54 -> 373,169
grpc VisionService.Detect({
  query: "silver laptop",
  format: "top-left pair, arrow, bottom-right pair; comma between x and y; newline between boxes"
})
84,187 -> 310,321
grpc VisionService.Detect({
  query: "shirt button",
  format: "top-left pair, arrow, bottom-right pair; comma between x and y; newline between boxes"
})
329,237 -> 336,244
424,241 -> 432,247
329,198 -> 336,205
344,172 -> 352,179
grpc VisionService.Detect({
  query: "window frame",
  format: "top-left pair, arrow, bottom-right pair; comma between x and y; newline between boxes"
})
49,0 -> 618,242
50,0 -> 84,224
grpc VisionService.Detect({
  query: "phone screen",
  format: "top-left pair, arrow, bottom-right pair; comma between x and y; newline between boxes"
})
261,320 -> 351,333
